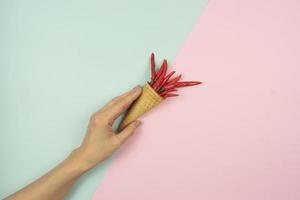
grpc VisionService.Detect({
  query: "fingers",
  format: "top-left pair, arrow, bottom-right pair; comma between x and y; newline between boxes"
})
116,120 -> 141,143
103,86 -> 142,124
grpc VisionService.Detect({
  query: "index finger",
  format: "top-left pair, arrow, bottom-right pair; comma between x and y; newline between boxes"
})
102,86 -> 142,124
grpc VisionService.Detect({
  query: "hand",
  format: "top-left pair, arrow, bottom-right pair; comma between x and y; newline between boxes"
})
4,86 -> 143,200
72,85 -> 142,171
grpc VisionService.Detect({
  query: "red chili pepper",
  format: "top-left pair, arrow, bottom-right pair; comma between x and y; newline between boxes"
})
160,89 -> 177,96
153,60 -> 164,83
161,59 -> 168,77
156,65 -> 172,91
165,74 -> 182,86
151,53 -> 156,80
175,81 -> 202,87
163,93 -> 179,98
153,59 -> 168,90
159,70 -> 175,89
155,59 -> 167,80
153,78 -> 162,90
162,84 -> 177,91
152,73 -> 162,89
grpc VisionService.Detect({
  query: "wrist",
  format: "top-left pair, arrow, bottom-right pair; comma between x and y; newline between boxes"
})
66,148 -> 93,174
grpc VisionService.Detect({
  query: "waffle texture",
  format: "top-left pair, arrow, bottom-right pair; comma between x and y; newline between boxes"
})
118,83 -> 163,131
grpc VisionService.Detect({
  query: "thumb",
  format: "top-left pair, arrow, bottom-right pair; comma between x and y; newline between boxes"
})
117,120 -> 141,144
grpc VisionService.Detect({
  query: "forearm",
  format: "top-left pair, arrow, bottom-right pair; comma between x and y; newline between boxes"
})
5,149 -> 89,200
5,86 -> 141,200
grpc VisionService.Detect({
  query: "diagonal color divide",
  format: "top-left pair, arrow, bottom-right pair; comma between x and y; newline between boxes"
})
0,0 -> 207,199
92,0 -> 300,199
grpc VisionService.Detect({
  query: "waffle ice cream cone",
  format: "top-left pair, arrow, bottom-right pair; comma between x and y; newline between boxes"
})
118,83 -> 164,131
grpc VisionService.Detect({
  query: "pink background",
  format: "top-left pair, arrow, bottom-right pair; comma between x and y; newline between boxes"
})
93,0 -> 300,199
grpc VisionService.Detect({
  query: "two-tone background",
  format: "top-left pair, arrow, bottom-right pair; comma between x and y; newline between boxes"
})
1,0 -> 300,199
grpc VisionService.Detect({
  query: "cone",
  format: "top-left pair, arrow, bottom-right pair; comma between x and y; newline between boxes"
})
118,83 -> 164,131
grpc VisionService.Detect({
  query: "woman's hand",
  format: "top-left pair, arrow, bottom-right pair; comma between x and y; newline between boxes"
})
5,85 -> 142,200
72,85 -> 142,171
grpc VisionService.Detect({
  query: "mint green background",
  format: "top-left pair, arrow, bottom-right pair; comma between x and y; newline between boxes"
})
0,0 -> 207,199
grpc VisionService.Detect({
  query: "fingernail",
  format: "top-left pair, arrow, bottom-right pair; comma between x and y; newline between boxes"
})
132,85 -> 141,91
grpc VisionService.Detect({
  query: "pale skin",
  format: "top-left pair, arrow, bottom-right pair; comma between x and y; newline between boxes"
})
5,85 -> 142,200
